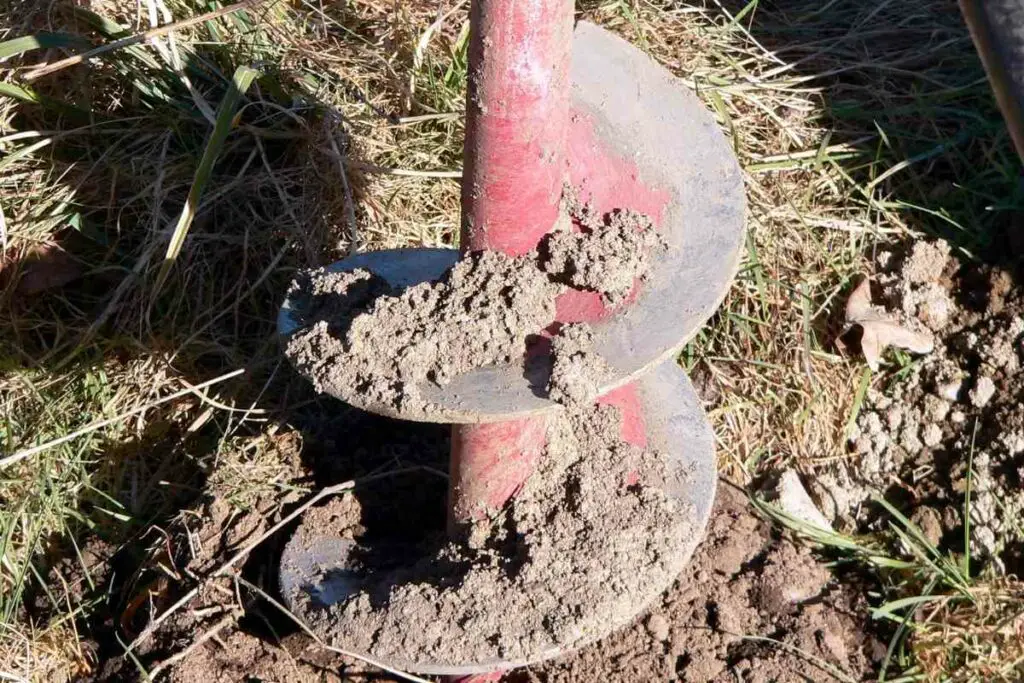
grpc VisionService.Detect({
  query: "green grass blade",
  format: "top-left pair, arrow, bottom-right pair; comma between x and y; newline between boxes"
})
0,32 -> 91,61
963,418 -> 977,580
65,6 -> 163,70
878,576 -> 939,683
0,81 -> 40,104
873,495 -> 945,564
67,6 -> 131,38
153,65 -> 259,298
872,594 -> 944,622
728,0 -> 760,29
0,137 -> 53,172
0,78 -> 102,119
867,556 -> 917,570
844,367 -> 872,439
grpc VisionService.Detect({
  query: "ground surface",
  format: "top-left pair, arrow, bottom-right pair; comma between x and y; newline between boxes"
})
510,484 -> 882,683
817,239 -> 1024,566
2,0 -> 1024,681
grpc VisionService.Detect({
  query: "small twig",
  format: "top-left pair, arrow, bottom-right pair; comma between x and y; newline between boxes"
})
23,0 -> 268,80
0,368 -> 245,470
234,575 -> 434,683
0,202 -> 8,252
128,466 -> 442,650
146,612 -> 240,679
178,376 -> 268,415
394,112 -> 461,125
325,116 -> 360,254
737,634 -> 858,683
188,605 -> 228,620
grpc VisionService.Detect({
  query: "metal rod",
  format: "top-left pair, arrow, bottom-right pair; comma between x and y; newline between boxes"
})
449,0 -> 574,534
959,0 -> 1024,163
459,0 -> 575,255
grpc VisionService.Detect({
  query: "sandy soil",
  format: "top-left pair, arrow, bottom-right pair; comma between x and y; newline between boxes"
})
510,484 -> 882,683
286,402 -> 692,669
284,188 -> 662,416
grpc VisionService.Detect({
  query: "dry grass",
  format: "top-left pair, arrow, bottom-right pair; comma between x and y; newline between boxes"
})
0,0 -> 1021,680
1,1 -> 468,677
913,577 -> 1024,682
597,0 -> 1015,480
0,620 -> 92,682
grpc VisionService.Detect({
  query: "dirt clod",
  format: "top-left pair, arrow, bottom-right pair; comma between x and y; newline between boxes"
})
287,251 -> 560,415
645,613 -> 671,643
541,206 -> 665,304
289,402 -> 693,666
774,468 -> 833,531
547,323 -> 612,407
815,238 -> 1024,566
971,376 -> 996,407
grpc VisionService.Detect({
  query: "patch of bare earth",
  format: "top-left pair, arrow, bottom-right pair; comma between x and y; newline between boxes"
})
90,431 -> 371,682
510,485 -> 882,682
812,240 -> 1024,569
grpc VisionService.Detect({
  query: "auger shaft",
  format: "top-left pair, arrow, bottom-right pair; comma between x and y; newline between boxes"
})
449,0 -> 575,533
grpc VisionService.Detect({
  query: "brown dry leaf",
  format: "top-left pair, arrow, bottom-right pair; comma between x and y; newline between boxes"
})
845,277 -> 933,371
3,243 -> 83,295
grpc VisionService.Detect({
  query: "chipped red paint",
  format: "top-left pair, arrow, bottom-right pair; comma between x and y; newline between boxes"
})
450,673 -> 503,683
565,111 -> 670,224
596,382 -> 648,448
450,0 -> 654,556
450,416 -> 548,523
460,0 -> 574,256
446,10 -> 662,682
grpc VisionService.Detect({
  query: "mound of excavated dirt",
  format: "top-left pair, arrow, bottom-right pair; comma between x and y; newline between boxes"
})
509,485 -> 882,682
284,188 -> 663,415
288,402 -> 694,667
112,423 -> 877,682
812,240 -> 1024,566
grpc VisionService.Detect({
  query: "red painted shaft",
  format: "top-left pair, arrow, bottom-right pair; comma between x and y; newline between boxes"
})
449,0 -> 574,531
460,0 -> 574,255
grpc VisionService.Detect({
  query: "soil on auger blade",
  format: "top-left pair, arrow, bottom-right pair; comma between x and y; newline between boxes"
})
286,401 -> 694,667
540,192 -> 664,304
283,190 -> 664,413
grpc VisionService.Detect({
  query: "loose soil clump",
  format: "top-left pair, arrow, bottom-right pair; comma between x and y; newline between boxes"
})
545,323 -> 613,408
813,240 -> 1024,567
287,402 -> 694,667
286,251 -> 560,416
285,189 -> 664,414
540,204 -> 665,304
